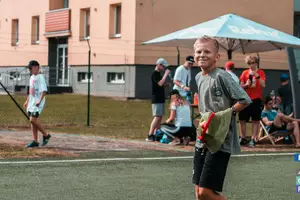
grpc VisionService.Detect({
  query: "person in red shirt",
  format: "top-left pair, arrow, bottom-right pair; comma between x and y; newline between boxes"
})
239,55 -> 266,147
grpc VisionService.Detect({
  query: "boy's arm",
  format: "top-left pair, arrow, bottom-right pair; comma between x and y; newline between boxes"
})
255,70 -> 266,88
240,72 -> 249,89
36,91 -> 46,107
173,68 -> 182,87
262,117 -> 272,126
36,75 -> 47,107
166,110 -> 176,123
220,73 -> 252,113
232,102 -> 248,113
166,103 -> 176,123
23,95 -> 29,109
157,70 -> 170,87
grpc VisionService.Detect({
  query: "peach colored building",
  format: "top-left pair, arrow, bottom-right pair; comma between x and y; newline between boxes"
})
0,0 -> 299,98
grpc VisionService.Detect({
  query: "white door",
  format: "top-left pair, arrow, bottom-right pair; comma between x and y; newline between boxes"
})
56,44 -> 69,85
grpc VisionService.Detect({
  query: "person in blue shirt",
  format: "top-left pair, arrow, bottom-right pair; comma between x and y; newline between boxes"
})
261,96 -> 300,147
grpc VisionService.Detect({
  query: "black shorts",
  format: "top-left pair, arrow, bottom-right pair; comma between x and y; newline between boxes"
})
239,98 -> 262,122
192,147 -> 231,192
269,123 -> 287,134
28,111 -> 39,118
175,127 -> 194,138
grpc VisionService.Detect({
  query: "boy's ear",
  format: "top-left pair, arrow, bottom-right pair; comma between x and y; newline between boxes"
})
214,54 -> 220,64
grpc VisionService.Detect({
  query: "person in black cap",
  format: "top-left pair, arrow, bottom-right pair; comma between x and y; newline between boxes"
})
147,58 -> 171,141
23,60 -> 51,148
173,55 -> 194,98
277,73 -> 293,115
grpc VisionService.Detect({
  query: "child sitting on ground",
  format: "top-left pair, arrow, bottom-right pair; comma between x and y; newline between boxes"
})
160,89 -> 193,145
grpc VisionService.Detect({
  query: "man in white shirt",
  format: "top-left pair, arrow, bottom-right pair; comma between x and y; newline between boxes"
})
225,61 -> 239,85
173,56 -> 194,97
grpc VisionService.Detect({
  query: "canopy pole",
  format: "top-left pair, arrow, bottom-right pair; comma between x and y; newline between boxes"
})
227,50 -> 232,60
257,53 -> 260,69
286,47 -> 300,118
176,46 -> 180,66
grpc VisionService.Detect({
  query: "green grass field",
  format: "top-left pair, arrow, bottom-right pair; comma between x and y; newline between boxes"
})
0,94 -> 158,139
1,94 -> 299,200
0,154 -> 298,200
0,94 -> 254,140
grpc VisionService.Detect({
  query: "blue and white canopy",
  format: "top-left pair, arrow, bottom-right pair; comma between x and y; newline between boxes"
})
144,14 -> 300,58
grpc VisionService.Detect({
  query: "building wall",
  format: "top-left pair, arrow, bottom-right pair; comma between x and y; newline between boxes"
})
0,0 -> 296,69
135,0 -> 294,70
0,0 -> 296,68
71,65 -> 135,97
67,0 -> 137,65
0,0 -> 137,67
0,0 -> 48,66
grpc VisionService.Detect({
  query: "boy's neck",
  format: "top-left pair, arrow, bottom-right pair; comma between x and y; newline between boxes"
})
202,66 -> 216,75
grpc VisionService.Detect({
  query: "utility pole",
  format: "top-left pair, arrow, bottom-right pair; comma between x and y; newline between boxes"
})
87,37 -> 91,127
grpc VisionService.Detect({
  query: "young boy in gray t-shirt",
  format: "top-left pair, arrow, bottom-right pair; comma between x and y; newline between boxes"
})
192,37 -> 251,200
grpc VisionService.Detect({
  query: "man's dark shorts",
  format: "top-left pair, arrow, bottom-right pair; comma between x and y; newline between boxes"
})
192,147 -> 231,192
269,123 -> 287,134
239,98 -> 262,122
28,111 -> 39,118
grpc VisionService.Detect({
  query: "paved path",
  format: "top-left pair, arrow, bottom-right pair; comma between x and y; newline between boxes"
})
1,129 -> 299,156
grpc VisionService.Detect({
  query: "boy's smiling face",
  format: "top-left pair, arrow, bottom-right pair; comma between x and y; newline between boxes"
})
194,39 -> 220,73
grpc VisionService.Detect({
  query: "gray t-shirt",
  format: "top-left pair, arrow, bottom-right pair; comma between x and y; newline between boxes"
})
195,68 -> 251,154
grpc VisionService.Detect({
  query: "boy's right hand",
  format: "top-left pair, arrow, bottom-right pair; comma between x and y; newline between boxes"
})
23,101 -> 28,109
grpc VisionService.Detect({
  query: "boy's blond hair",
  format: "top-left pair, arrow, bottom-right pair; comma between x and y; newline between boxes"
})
193,36 -> 219,52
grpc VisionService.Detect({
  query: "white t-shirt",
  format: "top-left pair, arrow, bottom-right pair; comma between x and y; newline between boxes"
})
171,103 -> 192,127
173,65 -> 191,97
27,74 -> 47,113
226,70 -> 240,85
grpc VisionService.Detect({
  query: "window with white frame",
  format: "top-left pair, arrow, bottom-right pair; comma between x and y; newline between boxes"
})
31,16 -> 40,44
80,8 -> 90,40
114,5 -> 121,37
11,19 -> 19,46
77,72 -> 93,83
109,4 -> 121,38
107,72 -> 125,84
